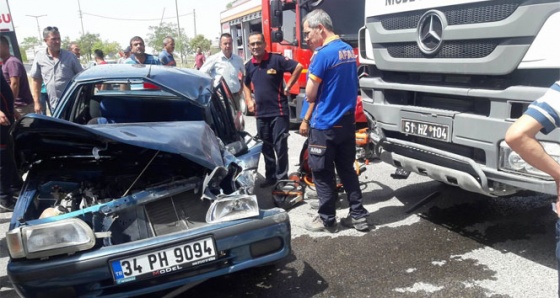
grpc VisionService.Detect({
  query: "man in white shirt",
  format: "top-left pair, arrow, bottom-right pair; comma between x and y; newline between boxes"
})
200,33 -> 245,107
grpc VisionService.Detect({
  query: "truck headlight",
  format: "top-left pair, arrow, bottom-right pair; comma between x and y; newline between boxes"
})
6,218 -> 95,259
499,141 -> 560,179
206,194 -> 259,223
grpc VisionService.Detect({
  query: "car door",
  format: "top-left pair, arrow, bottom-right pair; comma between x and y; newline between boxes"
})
209,78 -> 241,145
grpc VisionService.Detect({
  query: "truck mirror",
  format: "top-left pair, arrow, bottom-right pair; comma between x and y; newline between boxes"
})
271,30 -> 284,43
271,0 -> 283,28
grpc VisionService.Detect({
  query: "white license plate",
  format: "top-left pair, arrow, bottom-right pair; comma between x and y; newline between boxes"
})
110,237 -> 216,284
401,119 -> 450,142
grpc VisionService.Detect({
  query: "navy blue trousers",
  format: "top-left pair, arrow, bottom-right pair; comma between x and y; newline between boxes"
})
256,116 -> 290,182
308,114 -> 368,226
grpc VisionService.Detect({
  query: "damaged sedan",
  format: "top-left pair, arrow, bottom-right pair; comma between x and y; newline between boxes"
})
5,65 -> 291,297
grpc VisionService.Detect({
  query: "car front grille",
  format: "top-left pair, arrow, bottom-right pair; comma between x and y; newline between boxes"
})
377,0 -> 521,30
145,191 -> 210,236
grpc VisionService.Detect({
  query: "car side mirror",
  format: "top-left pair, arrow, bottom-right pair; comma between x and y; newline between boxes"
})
271,29 -> 284,43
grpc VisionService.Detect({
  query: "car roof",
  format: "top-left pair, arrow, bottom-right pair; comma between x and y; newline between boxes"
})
74,64 -> 214,102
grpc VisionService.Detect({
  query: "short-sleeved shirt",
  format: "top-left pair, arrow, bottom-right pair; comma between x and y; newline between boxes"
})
524,81 -> 560,134
2,55 -> 33,106
30,48 -> 83,109
200,51 -> 245,93
159,50 -> 176,66
244,52 -> 298,118
125,54 -> 161,65
307,36 -> 358,130
195,53 -> 205,69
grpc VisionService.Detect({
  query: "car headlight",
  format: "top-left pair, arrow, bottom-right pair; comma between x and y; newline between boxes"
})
6,218 -> 95,259
499,141 -> 560,179
206,194 -> 259,223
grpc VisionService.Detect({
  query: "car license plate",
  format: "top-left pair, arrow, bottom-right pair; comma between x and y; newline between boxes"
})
110,237 -> 216,284
401,119 -> 450,142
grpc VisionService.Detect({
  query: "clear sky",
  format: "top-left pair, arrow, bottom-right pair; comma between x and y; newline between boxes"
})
8,0 -> 232,50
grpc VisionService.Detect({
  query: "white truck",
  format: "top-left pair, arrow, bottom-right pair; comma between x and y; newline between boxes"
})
359,0 -> 560,196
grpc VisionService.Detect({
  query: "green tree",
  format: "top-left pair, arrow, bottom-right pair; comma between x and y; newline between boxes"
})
20,36 -> 41,51
189,35 -> 212,53
146,22 -> 190,65
77,33 -> 102,62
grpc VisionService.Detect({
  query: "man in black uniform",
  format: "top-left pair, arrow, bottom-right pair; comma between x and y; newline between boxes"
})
243,32 -> 303,187
0,75 -> 19,211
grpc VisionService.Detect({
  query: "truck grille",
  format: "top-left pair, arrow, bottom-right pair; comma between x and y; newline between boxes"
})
377,0 -> 521,30
386,40 -> 498,59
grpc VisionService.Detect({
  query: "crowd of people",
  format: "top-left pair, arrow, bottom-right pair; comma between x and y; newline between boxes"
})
1,11 -> 560,290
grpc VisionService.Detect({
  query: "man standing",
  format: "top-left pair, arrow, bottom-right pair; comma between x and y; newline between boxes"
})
30,26 -> 83,113
69,42 -> 81,59
302,10 -> 370,232
505,81 -> 560,294
194,47 -> 205,70
0,77 -> 18,211
0,36 -> 34,118
125,36 -> 161,65
200,33 -> 245,120
117,46 -> 131,64
94,49 -> 107,65
159,36 -> 176,66
243,32 -> 303,188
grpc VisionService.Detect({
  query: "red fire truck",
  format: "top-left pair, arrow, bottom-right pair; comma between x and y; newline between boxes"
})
220,0 -> 365,125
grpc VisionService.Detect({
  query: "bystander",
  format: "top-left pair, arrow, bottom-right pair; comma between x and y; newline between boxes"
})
30,26 -> 83,113
243,32 -> 303,187
0,36 -> 34,118
125,36 -> 160,65
159,36 -> 176,66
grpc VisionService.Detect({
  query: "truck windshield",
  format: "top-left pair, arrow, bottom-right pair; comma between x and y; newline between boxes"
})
301,0 -> 364,48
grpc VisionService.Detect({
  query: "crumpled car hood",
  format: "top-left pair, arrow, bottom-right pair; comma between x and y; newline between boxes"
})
12,114 -> 224,170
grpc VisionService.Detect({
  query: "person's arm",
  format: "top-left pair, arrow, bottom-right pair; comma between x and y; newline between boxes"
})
505,114 -> 560,200
284,63 -> 303,96
9,76 -> 20,102
305,76 -> 321,104
243,84 -> 254,114
299,101 -> 314,136
0,110 -> 10,126
31,78 -> 43,114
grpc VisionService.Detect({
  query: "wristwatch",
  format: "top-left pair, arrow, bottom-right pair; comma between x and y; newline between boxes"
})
302,118 -> 310,124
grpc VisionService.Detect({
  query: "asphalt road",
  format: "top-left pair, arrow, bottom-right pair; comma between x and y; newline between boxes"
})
0,115 -> 558,297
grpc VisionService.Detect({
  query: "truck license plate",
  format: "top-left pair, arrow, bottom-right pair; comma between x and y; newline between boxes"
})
401,119 -> 450,142
110,237 -> 216,284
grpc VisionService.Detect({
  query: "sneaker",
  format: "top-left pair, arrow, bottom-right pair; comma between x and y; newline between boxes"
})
0,201 -> 15,213
309,199 -> 342,210
304,216 -> 338,233
340,215 -> 370,231
259,179 -> 277,188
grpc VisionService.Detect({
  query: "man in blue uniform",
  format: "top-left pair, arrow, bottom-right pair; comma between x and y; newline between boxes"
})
243,32 -> 303,188
505,80 -> 560,294
302,9 -> 370,232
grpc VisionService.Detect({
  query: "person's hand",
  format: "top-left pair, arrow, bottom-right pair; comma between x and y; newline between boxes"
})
34,102 -> 43,114
284,87 -> 290,97
247,100 -> 255,114
299,121 -> 309,136
0,111 -> 10,126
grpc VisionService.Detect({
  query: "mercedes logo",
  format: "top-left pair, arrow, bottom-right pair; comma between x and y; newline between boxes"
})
417,10 -> 447,56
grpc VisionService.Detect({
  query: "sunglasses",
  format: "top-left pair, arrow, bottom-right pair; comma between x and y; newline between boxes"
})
45,26 -> 59,32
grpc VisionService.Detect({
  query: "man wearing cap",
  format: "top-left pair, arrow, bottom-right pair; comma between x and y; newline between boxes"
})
118,46 -> 131,64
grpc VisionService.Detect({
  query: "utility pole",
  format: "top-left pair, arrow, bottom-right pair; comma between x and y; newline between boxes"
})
77,0 -> 85,37
26,14 -> 46,40
175,0 -> 184,64
193,9 -> 197,36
